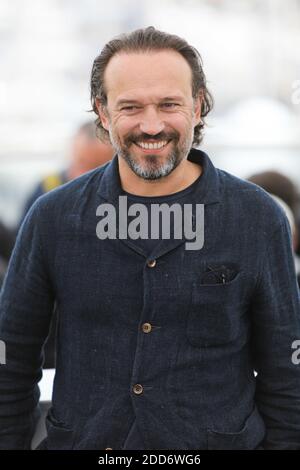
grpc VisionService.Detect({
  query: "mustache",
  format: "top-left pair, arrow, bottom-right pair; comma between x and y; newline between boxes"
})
124,131 -> 179,146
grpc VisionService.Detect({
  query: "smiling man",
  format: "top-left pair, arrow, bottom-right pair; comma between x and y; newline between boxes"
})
97,49 -> 202,187
1,27 -> 300,450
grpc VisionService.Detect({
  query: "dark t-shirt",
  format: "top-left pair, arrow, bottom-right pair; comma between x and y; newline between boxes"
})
122,171 -> 203,257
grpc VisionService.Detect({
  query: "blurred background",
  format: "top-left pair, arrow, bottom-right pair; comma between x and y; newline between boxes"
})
0,0 -> 299,228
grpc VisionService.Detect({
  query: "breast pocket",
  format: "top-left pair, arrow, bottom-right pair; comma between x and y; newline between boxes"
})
186,272 -> 244,347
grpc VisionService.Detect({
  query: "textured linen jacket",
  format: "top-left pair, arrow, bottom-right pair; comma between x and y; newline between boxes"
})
0,149 -> 300,450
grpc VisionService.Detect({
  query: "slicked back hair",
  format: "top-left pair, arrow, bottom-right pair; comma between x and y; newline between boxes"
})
90,26 -> 213,146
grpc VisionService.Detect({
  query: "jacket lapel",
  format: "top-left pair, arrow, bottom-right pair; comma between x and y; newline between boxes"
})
96,149 -> 221,259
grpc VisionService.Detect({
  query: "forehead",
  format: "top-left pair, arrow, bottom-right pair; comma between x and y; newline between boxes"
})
103,50 -> 193,102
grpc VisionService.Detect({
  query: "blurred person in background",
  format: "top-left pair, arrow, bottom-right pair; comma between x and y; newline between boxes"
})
247,171 -> 299,213
0,221 -> 15,290
247,171 -> 300,286
0,27 -> 300,451
18,120 -> 114,369
247,170 -> 300,250
21,120 -> 114,223
271,195 -> 300,287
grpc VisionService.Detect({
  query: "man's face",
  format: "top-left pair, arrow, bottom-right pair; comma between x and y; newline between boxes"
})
97,50 -> 202,180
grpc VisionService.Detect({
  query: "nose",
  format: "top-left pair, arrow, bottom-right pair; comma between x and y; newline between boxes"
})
139,105 -> 165,135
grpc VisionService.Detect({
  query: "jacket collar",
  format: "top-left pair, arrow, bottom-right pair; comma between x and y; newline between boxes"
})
96,148 -> 221,259
96,147 -> 221,206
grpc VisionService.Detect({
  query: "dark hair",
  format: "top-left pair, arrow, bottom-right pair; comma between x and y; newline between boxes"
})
247,170 -> 300,217
90,26 -> 213,146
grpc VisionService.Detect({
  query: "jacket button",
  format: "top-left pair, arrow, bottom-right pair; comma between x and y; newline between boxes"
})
147,259 -> 156,268
142,323 -> 152,333
133,383 -> 144,395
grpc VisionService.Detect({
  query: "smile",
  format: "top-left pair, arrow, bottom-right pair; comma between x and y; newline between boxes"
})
134,140 -> 170,151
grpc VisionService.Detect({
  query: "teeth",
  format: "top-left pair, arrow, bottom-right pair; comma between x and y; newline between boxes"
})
137,140 -> 168,150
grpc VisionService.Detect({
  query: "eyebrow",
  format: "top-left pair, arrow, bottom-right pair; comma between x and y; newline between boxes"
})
116,96 -> 184,107
116,100 -> 140,107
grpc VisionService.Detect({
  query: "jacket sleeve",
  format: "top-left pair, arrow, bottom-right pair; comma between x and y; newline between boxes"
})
0,201 -> 55,449
251,216 -> 300,449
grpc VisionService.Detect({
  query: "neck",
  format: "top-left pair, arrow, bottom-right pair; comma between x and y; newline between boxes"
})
118,156 -> 202,197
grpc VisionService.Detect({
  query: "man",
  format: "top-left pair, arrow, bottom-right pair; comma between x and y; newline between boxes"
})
0,27 -> 300,450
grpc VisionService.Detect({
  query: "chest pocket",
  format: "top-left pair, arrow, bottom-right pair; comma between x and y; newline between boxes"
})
186,272 -> 244,347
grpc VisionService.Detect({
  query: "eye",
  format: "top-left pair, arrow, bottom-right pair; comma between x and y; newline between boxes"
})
120,106 -> 140,112
161,103 -> 180,110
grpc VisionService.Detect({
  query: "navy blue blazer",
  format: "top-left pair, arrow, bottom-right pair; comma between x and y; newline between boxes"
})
1,149 -> 300,449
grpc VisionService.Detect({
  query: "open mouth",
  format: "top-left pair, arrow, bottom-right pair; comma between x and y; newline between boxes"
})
133,139 -> 171,152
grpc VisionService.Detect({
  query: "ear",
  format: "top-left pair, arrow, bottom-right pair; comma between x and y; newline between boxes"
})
193,92 -> 203,125
95,98 -> 110,131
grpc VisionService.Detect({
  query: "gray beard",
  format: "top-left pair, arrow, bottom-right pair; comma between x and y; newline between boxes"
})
121,148 -> 182,180
110,134 -> 193,181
